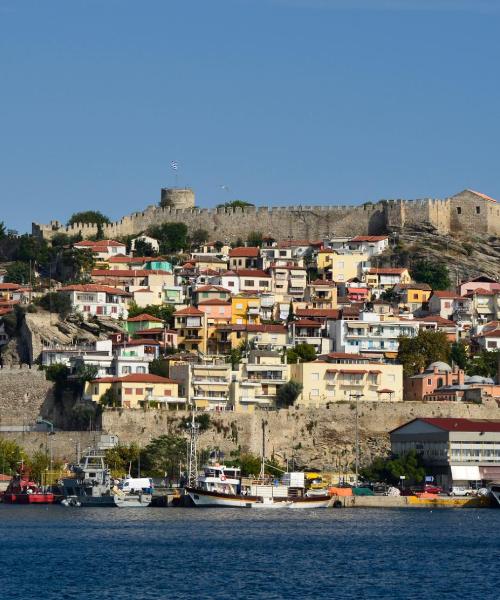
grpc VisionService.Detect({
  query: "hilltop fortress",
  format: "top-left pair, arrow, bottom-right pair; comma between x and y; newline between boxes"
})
32,188 -> 500,242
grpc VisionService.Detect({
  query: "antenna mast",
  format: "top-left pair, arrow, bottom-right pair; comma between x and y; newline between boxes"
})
187,411 -> 199,488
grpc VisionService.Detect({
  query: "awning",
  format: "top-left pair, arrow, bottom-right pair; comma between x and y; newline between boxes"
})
451,465 -> 481,481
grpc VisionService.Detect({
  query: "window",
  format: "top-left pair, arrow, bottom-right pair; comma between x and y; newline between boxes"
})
227,281 -> 234,287
259,281 -> 268,287
219,307 -> 225,315
476,206 -> 480,214
244,280 -> 254,287
311,389 -> 319,396
125,388 -> 133,395
311,373 -> 319,381
427,378 -> 432,385
164,389 -> 172,396
135,388 -> 143,395
136,366 -> 146,374
123,366 -> 131,374
456,207 -> 462,215
236,303 -> 243,309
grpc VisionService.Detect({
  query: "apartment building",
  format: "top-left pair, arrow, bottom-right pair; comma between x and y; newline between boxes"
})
331,311 -> 419,358
58,284 -> 131,320
290,353 -> 403,406
170,360 -> 232,411
305,280 -> 338,309
173,306 -> 207,353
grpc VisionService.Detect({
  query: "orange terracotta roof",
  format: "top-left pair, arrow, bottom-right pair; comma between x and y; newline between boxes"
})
174,306 -> 205,316
197,299 -> 231,306
229,247 -> 260,257
350,236 -> 388,242
127,314 -> 163,323
58,284 -> 131,296
91,269 -> 171,277
466,189 -> 496,203
368,268 -> 406,275
294,319 -> 322,327
91,373 -> 178,384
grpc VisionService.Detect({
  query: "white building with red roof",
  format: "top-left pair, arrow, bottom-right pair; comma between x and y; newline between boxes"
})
58,284 -> 131,320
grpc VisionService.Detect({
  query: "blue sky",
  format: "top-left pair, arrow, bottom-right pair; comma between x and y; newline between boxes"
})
1,0 -> 499,233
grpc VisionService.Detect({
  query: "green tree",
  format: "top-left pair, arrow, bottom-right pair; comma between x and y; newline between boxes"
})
411,260 -> 451,291
247,231 -> 263,247
100,387 -> 120,408
225,452 -> 283,477
276,380 -> 303,408
287,301 -> 294,323
149,358 -> 169,378
37,292 -> 72,319
141,435 -> 187,478
217,200 -> 254,209
397,330 -> 451,376
0,439 -> 27,475
67,211 -> 111,227
190,228 -> 209,248
287,343 -> 317,364
147,222 -> 188,253
15,235 -> 50,265
450,341 -> 468,369
60,247 -> 95,282
28,450 -> 51,483
0,221 -> 6,240
360,450 -> 425,485
466,349 -> 500,379
179,413 -> 211,433
105,443 -> 141,478
4,261 -> 31,284
133,238 -> 157,257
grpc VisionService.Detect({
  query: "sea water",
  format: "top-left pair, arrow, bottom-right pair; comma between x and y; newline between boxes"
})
0,505 -> 498,599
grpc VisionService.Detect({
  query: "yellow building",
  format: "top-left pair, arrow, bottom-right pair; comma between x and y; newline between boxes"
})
231,293 -> 261,325
85,373 -> 185,409
290,353 -> 403,406
173,306 -> 207,353
317,250 -> 369,282
394,283 -> 432,313
306,279 -> 338,309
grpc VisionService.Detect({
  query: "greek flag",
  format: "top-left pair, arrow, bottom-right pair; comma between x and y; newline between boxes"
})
170,160 -> 179,171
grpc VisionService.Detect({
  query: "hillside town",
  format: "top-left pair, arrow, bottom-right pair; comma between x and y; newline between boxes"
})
1,199 -> 500,501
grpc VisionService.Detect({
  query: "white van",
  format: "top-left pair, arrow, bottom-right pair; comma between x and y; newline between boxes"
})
120,477 -> 154,494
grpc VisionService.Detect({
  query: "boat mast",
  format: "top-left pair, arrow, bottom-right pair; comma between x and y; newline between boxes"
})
259,420 -> 266,479
187,410 -> 199,487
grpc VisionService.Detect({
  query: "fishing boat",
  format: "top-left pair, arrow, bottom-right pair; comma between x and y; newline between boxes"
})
61,448 -> 151,508
1,466 -> 55,504
184,416 -> 329,508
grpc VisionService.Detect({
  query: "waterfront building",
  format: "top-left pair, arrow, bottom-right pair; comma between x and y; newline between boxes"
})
85,373 -> 185,409
390,417 -> 500,488
290,353 -> 403,406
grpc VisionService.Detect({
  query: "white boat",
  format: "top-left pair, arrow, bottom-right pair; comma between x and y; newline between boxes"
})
186,464 -> 330,509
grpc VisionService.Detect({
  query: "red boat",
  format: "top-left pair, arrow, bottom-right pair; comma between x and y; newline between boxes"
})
1,466 -> 55,504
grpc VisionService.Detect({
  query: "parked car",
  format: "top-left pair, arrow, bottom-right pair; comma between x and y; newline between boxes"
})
448,486 -> 474,496
424,484 -> 443,494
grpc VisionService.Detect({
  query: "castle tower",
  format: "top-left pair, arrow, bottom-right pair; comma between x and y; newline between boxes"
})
160,187 -> 195,210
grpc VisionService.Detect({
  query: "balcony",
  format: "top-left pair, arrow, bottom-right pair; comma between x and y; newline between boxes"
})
144,396 -> 187,405
192,377 -> 229,384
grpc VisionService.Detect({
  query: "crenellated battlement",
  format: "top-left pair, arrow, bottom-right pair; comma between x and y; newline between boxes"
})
32,188 -> 499,242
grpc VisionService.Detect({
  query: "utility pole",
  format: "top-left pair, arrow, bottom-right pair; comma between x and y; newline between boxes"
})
349,393 -> 363,486
187,410 -> 199,488
259,419 -> 267,479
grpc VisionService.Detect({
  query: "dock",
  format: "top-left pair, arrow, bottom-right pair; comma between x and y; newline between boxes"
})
330,495 -> 493,508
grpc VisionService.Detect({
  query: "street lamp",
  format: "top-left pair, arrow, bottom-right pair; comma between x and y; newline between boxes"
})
349,393 -> 363,486
36,417 -> 55,472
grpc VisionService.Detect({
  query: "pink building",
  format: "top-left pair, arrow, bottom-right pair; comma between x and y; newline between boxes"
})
198,299 -> 232,325
458,276 -> 500,297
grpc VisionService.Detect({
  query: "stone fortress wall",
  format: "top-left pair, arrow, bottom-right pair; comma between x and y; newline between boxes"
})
32,188 -> 500,242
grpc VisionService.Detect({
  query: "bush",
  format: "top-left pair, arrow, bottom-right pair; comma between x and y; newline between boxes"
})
37,292 -> 72,319
276,380 -> 303,408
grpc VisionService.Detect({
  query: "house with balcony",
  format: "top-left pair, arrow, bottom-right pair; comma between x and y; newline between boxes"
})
305,280 -> 338,309
270,264 -> 307,301
317,250 -> 370,282
427,291 -> 464,320
331,311 -> 419,359
170,359 -> 232,411
231,350 -> 289,412
91,268 -> 175,306
41,340 -> 114,376
85,373 -> 185,409
163,284 -> 185,306
289,319 -> 330,354
290,352 -> 403,406
112,339 -> 160,376
465,288 -> 498,325
173,306 -> 207,353
58,284 -> 131,320
231,293 -> 261,325
74,239 -> 127,262
473,320 -> 500,351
